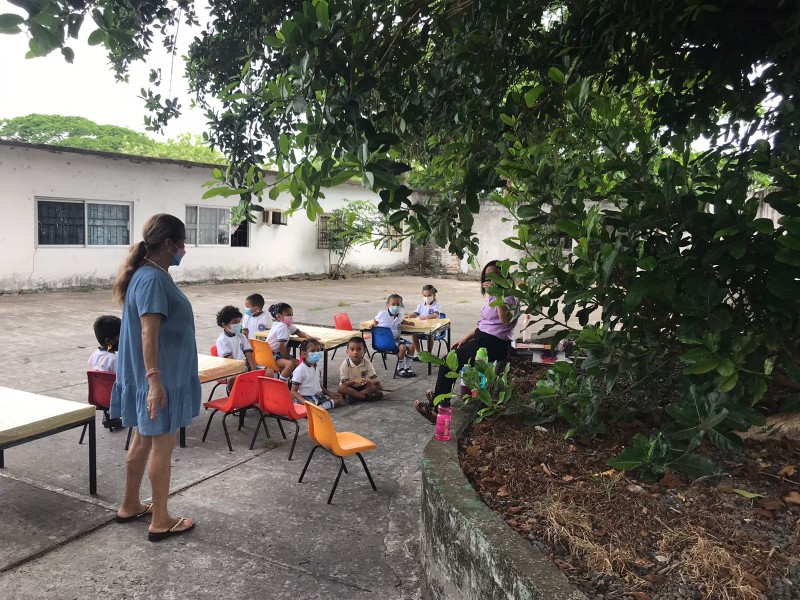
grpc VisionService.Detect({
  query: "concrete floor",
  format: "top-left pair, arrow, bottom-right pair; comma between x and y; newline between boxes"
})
0,274 -> 487,599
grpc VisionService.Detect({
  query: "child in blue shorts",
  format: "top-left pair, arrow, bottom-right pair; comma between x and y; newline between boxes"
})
372,293 -> 417,378
290,339 -> 343,410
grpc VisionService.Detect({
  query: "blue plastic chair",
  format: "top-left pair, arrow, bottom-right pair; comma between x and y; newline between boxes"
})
370,326 -> 402,379
416,312 -> 451,358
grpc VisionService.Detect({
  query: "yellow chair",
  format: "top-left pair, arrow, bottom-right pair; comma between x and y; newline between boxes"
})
250,338 -> 281,373
298,402 -> 378,504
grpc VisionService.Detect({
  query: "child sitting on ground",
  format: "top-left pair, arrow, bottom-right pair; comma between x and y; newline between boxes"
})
215,305 -> 260,392
410,284 -> 442,356
242,293 -> 272,339
290,339 -> 344,409
372,293 -> 417,378
266,302 -> 309,382
89,315 -> 122,429
338,336 -> 384,402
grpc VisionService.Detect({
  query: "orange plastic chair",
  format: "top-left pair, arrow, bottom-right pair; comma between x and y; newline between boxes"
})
250,376 -> 307,459
80,370 -> 116,444
298,402 -> 377,504
201,369 -> 265,451
249,338 -> 281,373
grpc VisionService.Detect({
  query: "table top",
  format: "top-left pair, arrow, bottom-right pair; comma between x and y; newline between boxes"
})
0,387 -> 96,445
254,325 -> 361,350
197,354 -> 247,383
359,317 -> 451,335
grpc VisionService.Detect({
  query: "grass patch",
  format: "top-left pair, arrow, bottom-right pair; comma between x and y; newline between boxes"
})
309,306 -> 324,312
338,300 -> 351,307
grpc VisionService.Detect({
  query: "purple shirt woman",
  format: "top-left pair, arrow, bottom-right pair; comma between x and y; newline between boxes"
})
415,260 -> 519,423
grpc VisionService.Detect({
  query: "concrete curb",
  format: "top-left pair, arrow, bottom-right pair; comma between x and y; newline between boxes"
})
419,404 -> 587,600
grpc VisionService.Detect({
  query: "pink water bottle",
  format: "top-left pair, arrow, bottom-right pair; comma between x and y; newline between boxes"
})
435,405 -> 453,441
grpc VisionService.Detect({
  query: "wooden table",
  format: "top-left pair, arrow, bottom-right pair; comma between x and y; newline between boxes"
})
255,325 -> 361,386
0,387 -> 97,494
359,317 -> 452,374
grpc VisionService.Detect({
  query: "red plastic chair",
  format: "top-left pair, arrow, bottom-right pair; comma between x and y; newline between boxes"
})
331,313 -> 367,360
201,369 -> 265,451
206,345 -> 228,402
250,376 -> 307,460
80,370 -> 116,444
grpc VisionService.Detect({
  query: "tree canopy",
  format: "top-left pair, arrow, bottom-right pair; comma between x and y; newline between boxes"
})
5,0 -> 800,476
0,113 -> 222,162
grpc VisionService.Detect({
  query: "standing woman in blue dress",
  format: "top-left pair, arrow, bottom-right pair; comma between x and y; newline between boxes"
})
110,213 -> 200,542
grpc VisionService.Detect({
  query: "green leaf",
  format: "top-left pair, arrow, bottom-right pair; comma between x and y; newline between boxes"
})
683,358 -> 719,375
668,453 -> 718,478
499,113 -> 515,127
0,13 -> 24,28
524,85 -> 546,107
264,35 -> 283,48
555,219 -> 581,239
732,488 -> 764,499
87,28 -> 105,46
776,247 -> 800,266
316,0 -> 329,27
418,351 -> 443,366
445,350 -> 458,372
716,371 -> 738,393
279,134 -> 290,155
548,67 -> 565,84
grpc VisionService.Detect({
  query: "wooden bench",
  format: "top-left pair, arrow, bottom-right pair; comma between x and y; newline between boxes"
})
0,387 -> 97,495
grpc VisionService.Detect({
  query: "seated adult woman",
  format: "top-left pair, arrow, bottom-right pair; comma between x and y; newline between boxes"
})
414,260 -> 519,422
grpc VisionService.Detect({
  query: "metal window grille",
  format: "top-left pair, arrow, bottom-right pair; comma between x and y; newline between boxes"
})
317,214 -> 342,249
37,199 -> 131,246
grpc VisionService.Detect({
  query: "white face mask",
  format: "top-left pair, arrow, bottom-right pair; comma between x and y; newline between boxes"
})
423,296 -> 433,304
229,323 -> 243,335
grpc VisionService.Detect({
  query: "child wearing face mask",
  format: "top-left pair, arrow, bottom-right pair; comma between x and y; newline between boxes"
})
242,293 -> 273,339
266,302 -> 309,382
410,284 -> 442,355
290,338 -> 344,409
371,293 -> 417,378
215,305 -> 259,392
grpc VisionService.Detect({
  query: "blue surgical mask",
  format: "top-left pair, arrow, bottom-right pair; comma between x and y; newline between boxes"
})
244,308 -> 253,317
307,351 -> 323,364
388,305 -> 401,315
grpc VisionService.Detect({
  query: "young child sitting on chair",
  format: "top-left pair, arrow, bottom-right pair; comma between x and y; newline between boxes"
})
215,305 -> 261,392
371,293 -> 416,378
89,315 -> 122,428
290,339 -> 343,410
338,336 -> 384,402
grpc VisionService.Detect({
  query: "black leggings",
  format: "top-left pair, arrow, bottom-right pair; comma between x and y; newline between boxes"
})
433,329 -> 512,397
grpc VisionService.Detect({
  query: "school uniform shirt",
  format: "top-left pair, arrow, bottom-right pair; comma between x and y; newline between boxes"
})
340,356 -> 379,384
291,361 -> 322,396
266,321 -> 299,353
89,349 -> 118,373
216,331 -> 252,360
373,309 -> 404,339
414,300 -> 441,318
243,312 -> 272,339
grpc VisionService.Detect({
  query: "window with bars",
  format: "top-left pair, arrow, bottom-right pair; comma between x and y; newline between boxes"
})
379,227 -> 403,252
36,199 -> 131,246
317,213 -> 343,249
185,206 -> 248,247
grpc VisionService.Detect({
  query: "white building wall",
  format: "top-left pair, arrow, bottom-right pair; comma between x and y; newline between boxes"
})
0,143 -> 407,292
461,198 -> 525,275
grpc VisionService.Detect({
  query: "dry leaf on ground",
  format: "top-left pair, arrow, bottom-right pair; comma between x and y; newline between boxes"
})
784,491 -> 800,505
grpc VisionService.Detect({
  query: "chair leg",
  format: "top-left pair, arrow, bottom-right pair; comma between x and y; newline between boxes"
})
356,452 -> 378,491
237,408 -> 246,431
201,410 -> 219,442
221,413 -> 233,452
299,445 -> 321,482
79,423 -> 87,445
393,355 -> 400,379
288,421 -> 300,461
328,457 -> 346,504
249,414 -> 269,450
330,348 -> 337,361
276,419 -> 286,439
382,352 -> 387,369
125,427 -> 134,451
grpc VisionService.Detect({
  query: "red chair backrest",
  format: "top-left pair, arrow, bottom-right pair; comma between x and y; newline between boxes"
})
210,345 -> 219,357
87,370 -> 116,409
257,376 -> 306,420
333,313 -> 353,331
226,369 -> 265,410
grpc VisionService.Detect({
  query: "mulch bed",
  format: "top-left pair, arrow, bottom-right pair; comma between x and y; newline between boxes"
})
458,357 -> 800,600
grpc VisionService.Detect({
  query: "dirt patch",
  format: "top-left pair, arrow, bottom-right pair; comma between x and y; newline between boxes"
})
459,358 -> 800,599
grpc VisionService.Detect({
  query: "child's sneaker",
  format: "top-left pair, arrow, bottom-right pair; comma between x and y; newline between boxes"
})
404,368 -> 417,377
365,391 -> 384,402
397,368 -> 411,378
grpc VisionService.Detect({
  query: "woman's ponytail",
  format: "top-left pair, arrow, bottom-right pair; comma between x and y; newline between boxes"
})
112,241 -> 147,306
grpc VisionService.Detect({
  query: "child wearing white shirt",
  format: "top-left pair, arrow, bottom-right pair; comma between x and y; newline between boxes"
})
410,284 -> 443,355
242,293 -> 273,339
290,339 -> 343,410
89,315 -> 122,429
266,302 -> 309,382
371,293 -> 417,378
215,305 -> 259,392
